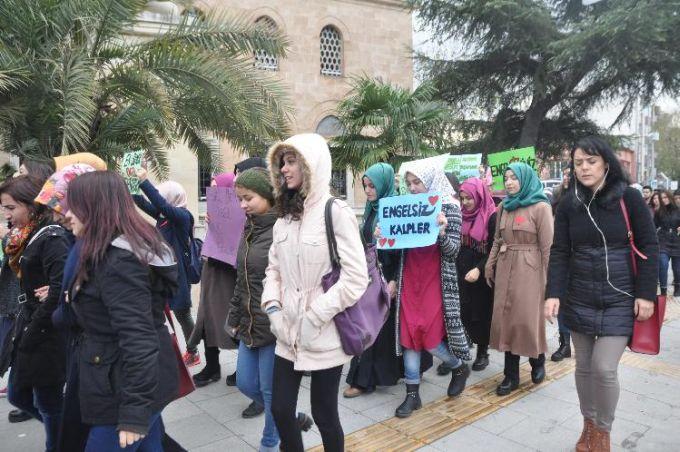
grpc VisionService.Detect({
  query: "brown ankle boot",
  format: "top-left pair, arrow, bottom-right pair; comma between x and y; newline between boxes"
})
575,418 -> 594,452
591,425 -> 610,452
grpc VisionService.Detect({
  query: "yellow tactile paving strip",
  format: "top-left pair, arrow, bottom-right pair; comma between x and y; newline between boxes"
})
309,298 -> 680,452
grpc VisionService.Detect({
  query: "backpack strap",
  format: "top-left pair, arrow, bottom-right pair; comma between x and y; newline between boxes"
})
324,198 -> 341,270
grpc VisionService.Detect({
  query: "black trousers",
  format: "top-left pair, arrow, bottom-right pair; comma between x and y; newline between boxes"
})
271,356 -> 344,452
504,352 -> 545,381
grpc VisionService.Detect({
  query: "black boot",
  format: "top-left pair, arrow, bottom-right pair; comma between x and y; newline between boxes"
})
241,401 -> 265,419
194,346 -> 221,387
447,363 -> 470,397
225,371 -> 237,386
551,333 -> 572,362
530,354 -> 546,384
673,283 -> 679,296
436,362 -> 453,375
497,352 -> 519,396
395,384 -> 422,418
297,412 -> 314,432
472,345 -> 489,371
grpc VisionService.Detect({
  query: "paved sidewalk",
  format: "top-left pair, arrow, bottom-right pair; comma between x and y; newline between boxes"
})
2,300 -> 679,451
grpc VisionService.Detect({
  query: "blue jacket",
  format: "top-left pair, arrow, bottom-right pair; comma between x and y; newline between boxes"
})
134,179 -> 193,310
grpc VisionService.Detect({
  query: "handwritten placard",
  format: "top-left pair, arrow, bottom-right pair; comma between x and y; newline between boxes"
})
201,187 -> 246,266
121,151 -> 144,195
445,153 -> 483,182
377,193 -> 442,250
487,147 -> 537,190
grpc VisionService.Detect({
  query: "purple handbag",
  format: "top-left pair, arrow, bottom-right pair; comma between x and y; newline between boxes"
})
321,198 -> 391,356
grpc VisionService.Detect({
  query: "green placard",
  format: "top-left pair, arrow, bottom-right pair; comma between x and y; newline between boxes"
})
445,153 -> 483,182
121,151 -> 144,195
487,147 -> 537,190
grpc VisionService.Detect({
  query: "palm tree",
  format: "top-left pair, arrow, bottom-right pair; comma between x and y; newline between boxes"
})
330,77 -> 453,174
0,0 -> 291,176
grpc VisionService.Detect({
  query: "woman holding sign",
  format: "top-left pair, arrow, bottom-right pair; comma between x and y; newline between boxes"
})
456,177 -> 497,371
485,162 -> 553,396
343,163 -> 402,398
391,161 -> 471,419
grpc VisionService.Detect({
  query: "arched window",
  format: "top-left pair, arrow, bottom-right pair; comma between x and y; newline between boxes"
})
316,115 -> 346,197
320,26 -> 342,76
254,16 -> 279,71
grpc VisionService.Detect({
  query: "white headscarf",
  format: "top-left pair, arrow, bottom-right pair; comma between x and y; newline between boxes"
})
157,181 -> 188,208
405,158 -> 457,205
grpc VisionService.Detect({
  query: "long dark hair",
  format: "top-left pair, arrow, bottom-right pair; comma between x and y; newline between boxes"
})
569,137 -> 629,202
0,175 -> 48,224
20,159 -> 55,184
657,190 -> 678,218
67,172 -> 167,282
274,147 -> 306,221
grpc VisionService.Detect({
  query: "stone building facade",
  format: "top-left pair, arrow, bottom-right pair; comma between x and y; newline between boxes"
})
155,0 -> 414,218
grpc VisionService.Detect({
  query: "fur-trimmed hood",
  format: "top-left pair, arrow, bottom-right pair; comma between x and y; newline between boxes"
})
267,133 -> 332,208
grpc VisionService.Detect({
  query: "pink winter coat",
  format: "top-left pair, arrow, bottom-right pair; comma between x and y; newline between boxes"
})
261,134 -> 369,371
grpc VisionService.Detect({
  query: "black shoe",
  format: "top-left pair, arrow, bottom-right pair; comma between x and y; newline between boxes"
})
297,412 -> 314,432
447,363 -> 470,397
225,371 -> 237,386
395,384 -> 422,418
193,368 -> 221,387
436,362 -> 453,376
551,333 -> 572,362
8,409 -> 32,423
496,377 -> 519,396
531,365 -> 546,384
472,346 -> 489,371
242,401 -> 265,419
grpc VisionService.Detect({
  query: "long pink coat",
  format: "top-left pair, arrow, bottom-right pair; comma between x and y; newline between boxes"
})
485,202 -> 553,358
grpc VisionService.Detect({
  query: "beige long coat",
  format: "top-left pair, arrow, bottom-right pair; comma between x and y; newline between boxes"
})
485,201 -> 553,358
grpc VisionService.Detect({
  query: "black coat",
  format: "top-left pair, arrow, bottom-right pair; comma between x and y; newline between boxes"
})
655,208 -> 680,256
228,211 -> 277,348
547,182 -> 659,337
71,237 -> 179,435
9,223 -> 71,388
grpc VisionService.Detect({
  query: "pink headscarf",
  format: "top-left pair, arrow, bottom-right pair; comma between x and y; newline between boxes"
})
460,177 -> 496,242
157,181 -> 188,208
213,173 -> 235,188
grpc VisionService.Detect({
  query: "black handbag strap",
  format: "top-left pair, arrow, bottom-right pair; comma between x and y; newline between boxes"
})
324,198 -> 341,270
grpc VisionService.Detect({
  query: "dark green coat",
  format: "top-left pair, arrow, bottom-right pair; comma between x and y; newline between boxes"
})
227,211 -> 277,348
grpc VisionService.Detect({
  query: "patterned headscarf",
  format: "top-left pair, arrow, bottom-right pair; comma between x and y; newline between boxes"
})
157,181 -> 188,208
502,162 -> 549,212
405,158 -> 457,204
459,177 -> 496,242
35,163 -> 95,214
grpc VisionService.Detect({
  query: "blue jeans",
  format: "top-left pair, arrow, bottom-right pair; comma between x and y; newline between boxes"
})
658,252 -> 680,292
403,342 -> 461,384
85,412 -> 163,452
7,371 -> 63,452
236,342 -> 279,449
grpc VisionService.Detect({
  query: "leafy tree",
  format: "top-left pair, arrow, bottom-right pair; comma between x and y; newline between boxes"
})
410,0 -> 680,156
655,110 -> 680,181
0,0 -> 291,176
330,77 -> 453,173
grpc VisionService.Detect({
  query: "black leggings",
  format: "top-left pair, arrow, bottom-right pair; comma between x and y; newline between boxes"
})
173,308 -> 196,353
271,356 -> 343,452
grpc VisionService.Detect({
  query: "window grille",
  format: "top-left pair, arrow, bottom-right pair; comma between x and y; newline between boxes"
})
254,16 -> 279,71
320,26 -> 342,76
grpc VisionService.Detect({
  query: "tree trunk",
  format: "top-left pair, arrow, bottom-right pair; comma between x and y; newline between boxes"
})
519,105 -> 546,147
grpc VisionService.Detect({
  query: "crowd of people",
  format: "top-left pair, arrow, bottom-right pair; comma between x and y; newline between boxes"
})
0,134 -> 666,452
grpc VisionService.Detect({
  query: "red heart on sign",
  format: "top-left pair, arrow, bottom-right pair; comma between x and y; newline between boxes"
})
388,239 -> 396,247
428,195 -> 439,206
379,238 -> 387,247
515,216 -> 526,224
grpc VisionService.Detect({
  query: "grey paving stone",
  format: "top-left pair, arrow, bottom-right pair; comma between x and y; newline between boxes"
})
508,392 -> 581,424
191,435 -> 256,452
471,407 -> 529,435
194,392 -> 253,424
560,411 -> 651,449
430,424 -> 533,452
616,389 -> 675,422
636,415 -> 680,452
164,413 -> 234,450
163,396 -> 204,424
499,416 -> 581,452
337,404 -> 379,434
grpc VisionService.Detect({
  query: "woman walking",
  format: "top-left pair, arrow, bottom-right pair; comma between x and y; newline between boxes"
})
188,173 -> 239,387
392,160 -> 471,419
65,171 -> 180,451
546,137 -> 658,452
457,177 -> 497,371
485,162 -> 553,396
343,163 -> 401,398
133,170 -> 198,366
654,190 -> 680,296
0,175 -> 71,452
262,133 -> 368,452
